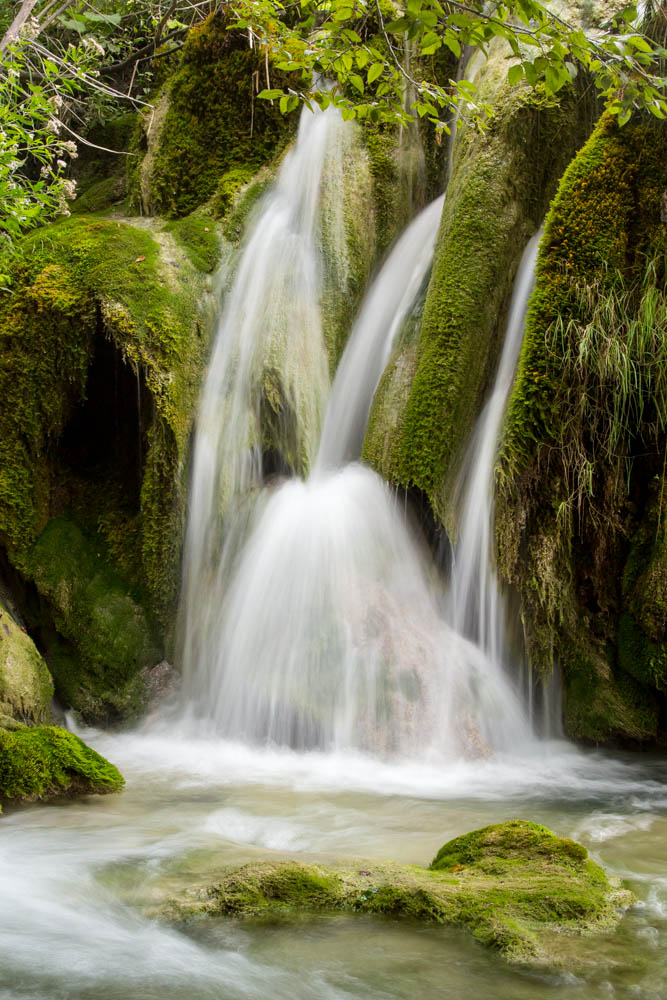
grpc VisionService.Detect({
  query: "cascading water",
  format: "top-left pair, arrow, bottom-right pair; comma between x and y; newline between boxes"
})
180,102 -> 533,758
179,102 -> 343,690
315,194 -> 445,471
447,234 -> 541,666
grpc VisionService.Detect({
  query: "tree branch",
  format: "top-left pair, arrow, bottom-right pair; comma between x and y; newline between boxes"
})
0,0 -> 40,53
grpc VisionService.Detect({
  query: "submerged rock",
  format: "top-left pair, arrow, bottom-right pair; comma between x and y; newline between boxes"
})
160,820 -> 632,968
0,725 -> 124,811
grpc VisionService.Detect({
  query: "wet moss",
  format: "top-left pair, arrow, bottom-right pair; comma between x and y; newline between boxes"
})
0,725 -> 123,806
163,821 -> 631,968
363,76 -> 596,527
28,519 -> 159,723
0,213 -> 210,627
147,12 -> 298,218
496,114 -> 667,744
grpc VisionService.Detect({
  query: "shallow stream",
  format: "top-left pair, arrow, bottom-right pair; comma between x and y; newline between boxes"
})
2,727 -> 667,999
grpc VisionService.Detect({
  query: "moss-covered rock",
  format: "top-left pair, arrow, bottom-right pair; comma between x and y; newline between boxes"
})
0,209 -> 216,718
139,12 -> 297,218
0,725 -> 123,808
28,519 -> 159,723
363,56 -> 597,529
161,820 -> 631,968
0,601 -> 53,725
497,114 -> 667,744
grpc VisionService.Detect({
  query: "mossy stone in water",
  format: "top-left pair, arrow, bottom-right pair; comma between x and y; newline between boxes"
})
0,725 -> 124,808
162,821 -> 631,968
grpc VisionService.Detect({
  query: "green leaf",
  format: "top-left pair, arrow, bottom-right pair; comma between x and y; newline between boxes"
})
350,73 -> 364,93
367,63 -> 384,84
507,63 -> 524,86
258,89 -> 284,99
627,34 -> 653,52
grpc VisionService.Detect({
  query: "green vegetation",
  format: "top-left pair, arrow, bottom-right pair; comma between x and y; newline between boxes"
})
0,725 -> 123,808
163,820 -> 631,968
145,12 -> 297,219
364,64 -> 595,527
497,114 -> 667,744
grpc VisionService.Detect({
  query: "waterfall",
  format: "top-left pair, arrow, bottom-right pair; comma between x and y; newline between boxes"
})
180,105 -> 534,759
316,194 -> 445,471
447,233 -> 541,665
179,103 -> 343,690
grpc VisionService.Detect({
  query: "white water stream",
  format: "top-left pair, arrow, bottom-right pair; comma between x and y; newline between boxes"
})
448,234 -> 540,665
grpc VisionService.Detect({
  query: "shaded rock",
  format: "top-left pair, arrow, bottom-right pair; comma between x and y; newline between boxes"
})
0,600 -> 53,725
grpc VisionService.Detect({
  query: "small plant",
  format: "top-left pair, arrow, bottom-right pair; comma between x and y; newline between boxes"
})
546,253 -> 667,524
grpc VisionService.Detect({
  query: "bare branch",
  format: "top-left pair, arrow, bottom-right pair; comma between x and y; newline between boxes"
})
0,0 -> 40,53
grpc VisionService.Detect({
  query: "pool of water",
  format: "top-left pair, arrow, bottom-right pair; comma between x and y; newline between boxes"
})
2,726 -> 666,999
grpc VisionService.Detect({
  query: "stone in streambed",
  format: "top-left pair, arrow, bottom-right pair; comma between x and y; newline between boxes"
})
160,820 -> 633,969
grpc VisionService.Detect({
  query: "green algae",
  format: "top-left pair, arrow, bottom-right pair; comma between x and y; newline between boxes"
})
0,725 -> 123,806
161,821 -> 631,969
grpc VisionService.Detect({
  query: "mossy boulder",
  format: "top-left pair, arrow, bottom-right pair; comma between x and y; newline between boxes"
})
161,820 -> 631,968
0,725 -> 123,809
0,209 -> 216,719
0,601 -> 53,725
363,53 -> 597,529
136,11 -> 298,218
497,114 -> 667,744
28,519 -> 159,724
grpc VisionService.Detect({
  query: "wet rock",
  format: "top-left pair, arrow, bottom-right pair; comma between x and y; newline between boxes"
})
159,820 -> 633,969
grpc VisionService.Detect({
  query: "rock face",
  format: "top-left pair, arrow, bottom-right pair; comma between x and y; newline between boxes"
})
497,114 -> 667,744
161,820 -> 632,968
0,725 -> 124,809
0,601 -> 53,727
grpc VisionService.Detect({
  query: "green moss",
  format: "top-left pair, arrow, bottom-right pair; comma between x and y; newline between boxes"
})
28,519 -> 158,723
430,820 -> 587,870
162,215 -> 221,273
0,213 -> 210,630
0,262 -> 95,556
618,613 -> 667,695
0,601 -> 54,724
363,78 -> 595,526
496,114 -> 667,744
72,174 -> 126,215
163,821 -> 631,969
0,725 -> 123,804
147,12 -> 297,218
211,166 -> 259,220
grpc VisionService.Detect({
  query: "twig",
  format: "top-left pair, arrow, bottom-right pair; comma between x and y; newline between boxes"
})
0,0 -> 40,53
